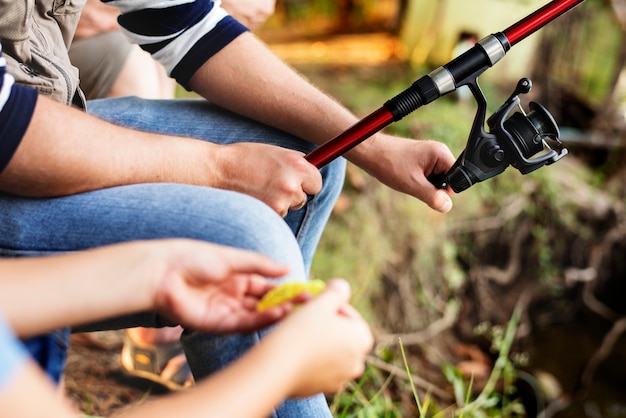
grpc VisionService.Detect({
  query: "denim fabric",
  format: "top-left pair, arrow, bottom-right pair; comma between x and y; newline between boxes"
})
21,328 -> 70,384
0,97 -> 345,417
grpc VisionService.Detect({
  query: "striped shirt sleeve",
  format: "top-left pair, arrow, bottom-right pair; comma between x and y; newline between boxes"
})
0,42 -> 39,174
104,0 -> 249,90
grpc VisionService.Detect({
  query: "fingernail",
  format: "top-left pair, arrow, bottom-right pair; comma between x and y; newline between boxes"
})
439,198 -> 453,213
328,278 -> 350,294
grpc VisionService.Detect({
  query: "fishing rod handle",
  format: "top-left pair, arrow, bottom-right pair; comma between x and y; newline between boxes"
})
305,76 -> 434,168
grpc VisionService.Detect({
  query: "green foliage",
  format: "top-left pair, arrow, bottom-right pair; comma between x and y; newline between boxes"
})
329,308 -> 528,418
452,306 -> 527,418
331,365 -> 404,417
305,61 -> 561,415
540,0 -> 622,105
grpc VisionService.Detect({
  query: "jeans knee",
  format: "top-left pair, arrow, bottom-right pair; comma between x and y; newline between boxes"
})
228,199 -> 307,282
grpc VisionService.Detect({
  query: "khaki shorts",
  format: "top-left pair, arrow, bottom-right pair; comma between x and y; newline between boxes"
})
69,31 -> 132,100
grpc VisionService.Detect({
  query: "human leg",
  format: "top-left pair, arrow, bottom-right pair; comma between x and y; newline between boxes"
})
68,32 -> 132,101
0,185 -> 333,417
107,44 -> 176,99
86,97 -> 347,274
21,329 -> 70,384
94,97 -> 332,393
70,28 -> 178,385
3,96 -> 344,416
86,97 -> 344,416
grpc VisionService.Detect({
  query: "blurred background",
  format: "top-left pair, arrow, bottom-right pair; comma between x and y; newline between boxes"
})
68,1 -> 626,417
259,1 -> 626,417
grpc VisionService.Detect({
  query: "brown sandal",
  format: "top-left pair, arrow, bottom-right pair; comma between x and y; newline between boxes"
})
120,333 -> 194,391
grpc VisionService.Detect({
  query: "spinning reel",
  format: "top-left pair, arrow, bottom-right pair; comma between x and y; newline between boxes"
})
305,0 -> 584,193
428,77 -> 567,193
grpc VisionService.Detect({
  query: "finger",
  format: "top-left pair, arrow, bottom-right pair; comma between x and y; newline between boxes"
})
429,189 -> 453,213
313,278 -> 351,308
290,194 -> 308,211
325,278 -> 351,298
300,161 -> 323,196
245,276 -> 283,298
338,303 -> 362,320
232,306 -> 291,333
219,247 -> 291,278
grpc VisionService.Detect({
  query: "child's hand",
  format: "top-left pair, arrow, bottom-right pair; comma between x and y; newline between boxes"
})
267,279 -> 374,397
152,240 -> 293,334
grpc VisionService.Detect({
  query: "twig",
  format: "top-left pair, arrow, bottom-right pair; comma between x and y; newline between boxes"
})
582,213 -> 626,321
580,316 -> 626,388
375,300 -> 459,347
470,217 -> 531,286
447,191 -> 530,235
366,355 -> 451,401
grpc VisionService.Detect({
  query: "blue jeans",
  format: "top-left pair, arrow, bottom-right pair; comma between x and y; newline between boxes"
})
2,97 -> 346,417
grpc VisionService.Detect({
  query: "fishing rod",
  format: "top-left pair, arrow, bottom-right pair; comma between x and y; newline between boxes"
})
305,0 -> 585,192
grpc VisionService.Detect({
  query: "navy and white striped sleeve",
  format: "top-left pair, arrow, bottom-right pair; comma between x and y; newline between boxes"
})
105,0 -> 249,90
0,43 -> 39,174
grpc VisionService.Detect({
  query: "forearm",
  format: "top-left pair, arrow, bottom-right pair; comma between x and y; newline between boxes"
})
188,32 -> 379,167
189,32 -> 456,212
0,95 -> 214,197
0,243 -> 155,337
73,0 -> 121,39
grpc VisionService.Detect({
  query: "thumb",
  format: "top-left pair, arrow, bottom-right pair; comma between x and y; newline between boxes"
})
431,189 -> 453,213
315,278 -> 351,308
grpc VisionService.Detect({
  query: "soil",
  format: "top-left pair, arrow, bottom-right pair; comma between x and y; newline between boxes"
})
64,331 -> 170,417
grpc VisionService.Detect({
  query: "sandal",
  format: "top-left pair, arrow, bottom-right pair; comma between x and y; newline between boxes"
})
120,333 -> 194,391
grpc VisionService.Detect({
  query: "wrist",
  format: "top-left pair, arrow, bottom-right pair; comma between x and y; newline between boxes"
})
344,132 -> 387,175
259,322 -> 312,397
137,241 -> 183,314
127,135 -> 220,188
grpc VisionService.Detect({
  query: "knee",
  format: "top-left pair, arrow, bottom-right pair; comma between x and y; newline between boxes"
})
219,197 -> 307,283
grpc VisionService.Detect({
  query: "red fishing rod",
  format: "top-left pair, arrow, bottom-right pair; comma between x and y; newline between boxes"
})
305,0 -> 585,192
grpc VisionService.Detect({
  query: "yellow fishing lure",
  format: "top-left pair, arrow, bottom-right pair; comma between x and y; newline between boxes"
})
257,279 -> 326,312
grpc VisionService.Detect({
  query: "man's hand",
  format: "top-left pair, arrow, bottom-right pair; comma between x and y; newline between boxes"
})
351,133 -> 456,213
209,142 -> 322,217
73,0 -> 120,39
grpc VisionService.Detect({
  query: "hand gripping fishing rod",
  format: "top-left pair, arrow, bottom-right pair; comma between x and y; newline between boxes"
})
305,0 -> 585,193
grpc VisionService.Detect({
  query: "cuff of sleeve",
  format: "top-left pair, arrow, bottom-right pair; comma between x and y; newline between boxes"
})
172,16 -> 249,91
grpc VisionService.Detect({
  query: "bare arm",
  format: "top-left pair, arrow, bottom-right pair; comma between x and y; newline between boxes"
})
0,95 -> 208,196
116,280 -> 372,418
189,32 -> 456,212
0,94 -> 319,215
0,239 -> 291,338
73,0 -> 120,39
0,280 -> 372,418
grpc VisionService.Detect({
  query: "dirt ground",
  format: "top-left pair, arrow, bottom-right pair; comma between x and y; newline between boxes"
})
64,331 -> 171,417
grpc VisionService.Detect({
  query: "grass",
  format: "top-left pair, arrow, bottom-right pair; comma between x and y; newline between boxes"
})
302,63 -> 553,415
329,303 -> 526,417
173,20 -> 618,412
